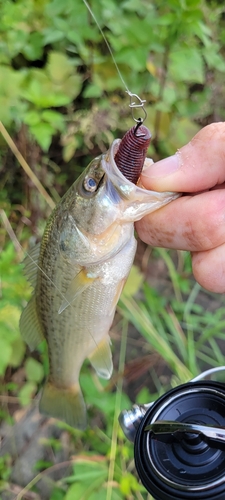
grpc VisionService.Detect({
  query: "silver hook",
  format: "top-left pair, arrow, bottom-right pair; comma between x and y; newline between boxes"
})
126,91 -> 147,124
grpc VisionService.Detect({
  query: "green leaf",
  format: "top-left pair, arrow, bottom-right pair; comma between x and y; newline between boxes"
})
19,382 -> 36,406
22,32 -> 44,61
41,110 -> 65,131
30,122 -> 55,151
50,487 -> 65,500
24,110 -> 41,126
25,357 -> 44,383
110,489 -> 124,500
65,483 -> 87,500
169,47 -> 204,83
168,117 -> 200,150
9,337 -> 26,368
0,338 -> 12,376
136,386 -> 152,405
0,304 -> 21,336
122,265 -> 143,297
120,473 -> 142,495
43,29 -> 65,45
88,490 -> 115,500
34,460 -> 53,471
83,84 -> 103,98
203,45 -> 225,72
21,70 -> 72,107
116,46 -> 149,72
70,461 -> 107,482
46,52 -> 76,83
61,74 -> 82,100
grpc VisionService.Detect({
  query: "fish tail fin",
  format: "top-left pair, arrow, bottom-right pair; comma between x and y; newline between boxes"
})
39,380 -> 87,430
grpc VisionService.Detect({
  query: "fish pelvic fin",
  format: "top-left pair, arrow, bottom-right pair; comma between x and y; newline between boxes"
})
39,380 -> 87,430
88,334 -> 113,380
19,295 -> 44,351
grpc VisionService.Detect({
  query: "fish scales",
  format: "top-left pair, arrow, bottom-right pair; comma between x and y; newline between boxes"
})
38,240 -> 135,387
20,138 -> 179,429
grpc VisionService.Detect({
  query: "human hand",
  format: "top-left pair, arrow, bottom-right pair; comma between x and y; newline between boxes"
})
135,123 -> 225,293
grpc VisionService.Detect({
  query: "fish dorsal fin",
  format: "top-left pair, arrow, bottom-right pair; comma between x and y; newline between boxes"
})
19,295 -> 44,351
58,268 -> 96,315
23,243 -> 41,288
88,334 -> 113,380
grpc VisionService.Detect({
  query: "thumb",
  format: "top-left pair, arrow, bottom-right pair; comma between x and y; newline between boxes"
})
141,122 -> 225,192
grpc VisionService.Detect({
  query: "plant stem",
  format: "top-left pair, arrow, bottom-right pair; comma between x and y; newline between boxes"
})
154,47 -> 170,148
0,122 -> 55,210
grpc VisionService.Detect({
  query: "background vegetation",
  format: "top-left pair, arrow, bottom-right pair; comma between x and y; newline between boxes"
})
1,0 -> 225,499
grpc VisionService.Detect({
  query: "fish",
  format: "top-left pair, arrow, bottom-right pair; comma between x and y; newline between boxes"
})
20,132 -> 179,429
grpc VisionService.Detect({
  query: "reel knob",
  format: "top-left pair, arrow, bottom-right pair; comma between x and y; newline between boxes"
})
134,381 -> 225,500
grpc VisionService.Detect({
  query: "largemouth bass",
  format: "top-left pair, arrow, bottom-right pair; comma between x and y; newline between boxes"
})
20,136 -> 179,429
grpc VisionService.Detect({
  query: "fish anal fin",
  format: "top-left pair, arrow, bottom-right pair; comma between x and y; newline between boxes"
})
88,335 -> 113,380
19,295 -> 44,351
23,243 -> 41,288
39,380 -> 87,430
58,268 -> 96,315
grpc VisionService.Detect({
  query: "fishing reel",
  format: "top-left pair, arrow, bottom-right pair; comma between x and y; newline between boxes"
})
119,367 -> 225,500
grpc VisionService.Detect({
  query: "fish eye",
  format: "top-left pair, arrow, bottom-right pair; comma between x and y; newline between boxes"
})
83,176 -> 97,193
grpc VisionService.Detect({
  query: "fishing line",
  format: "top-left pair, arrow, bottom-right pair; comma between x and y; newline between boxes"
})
3,1 -> 146,402
82,0 -> 130,94
82,0 -> 147,123
81,0 -> 138,425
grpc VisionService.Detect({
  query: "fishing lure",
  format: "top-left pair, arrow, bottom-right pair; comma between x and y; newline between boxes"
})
114,122 -> 151,184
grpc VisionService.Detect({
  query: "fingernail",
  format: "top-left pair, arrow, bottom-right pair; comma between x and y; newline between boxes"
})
142,153 -> 180,178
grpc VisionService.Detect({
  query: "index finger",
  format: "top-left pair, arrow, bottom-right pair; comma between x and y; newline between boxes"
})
141,122 -> 225,193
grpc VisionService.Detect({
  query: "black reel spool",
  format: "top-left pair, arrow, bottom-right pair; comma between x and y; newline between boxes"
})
134,380 -> 225,500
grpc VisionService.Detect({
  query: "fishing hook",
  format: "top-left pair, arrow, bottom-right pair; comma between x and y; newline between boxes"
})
126,91 -> 147,125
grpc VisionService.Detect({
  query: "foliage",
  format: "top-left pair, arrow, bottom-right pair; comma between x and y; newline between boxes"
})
1,1 -> 225,499
1,241 -> 225,498
120,248 -> 225,382
0,0 -> 225,161
0,243 -> 45,409
0,243 -> 27,376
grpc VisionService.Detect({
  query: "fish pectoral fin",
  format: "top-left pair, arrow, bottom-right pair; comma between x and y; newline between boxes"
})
39,380 -> 87,430
88,335 -> 113,380
58,269 -> 96,315
19,295 -> 44,351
